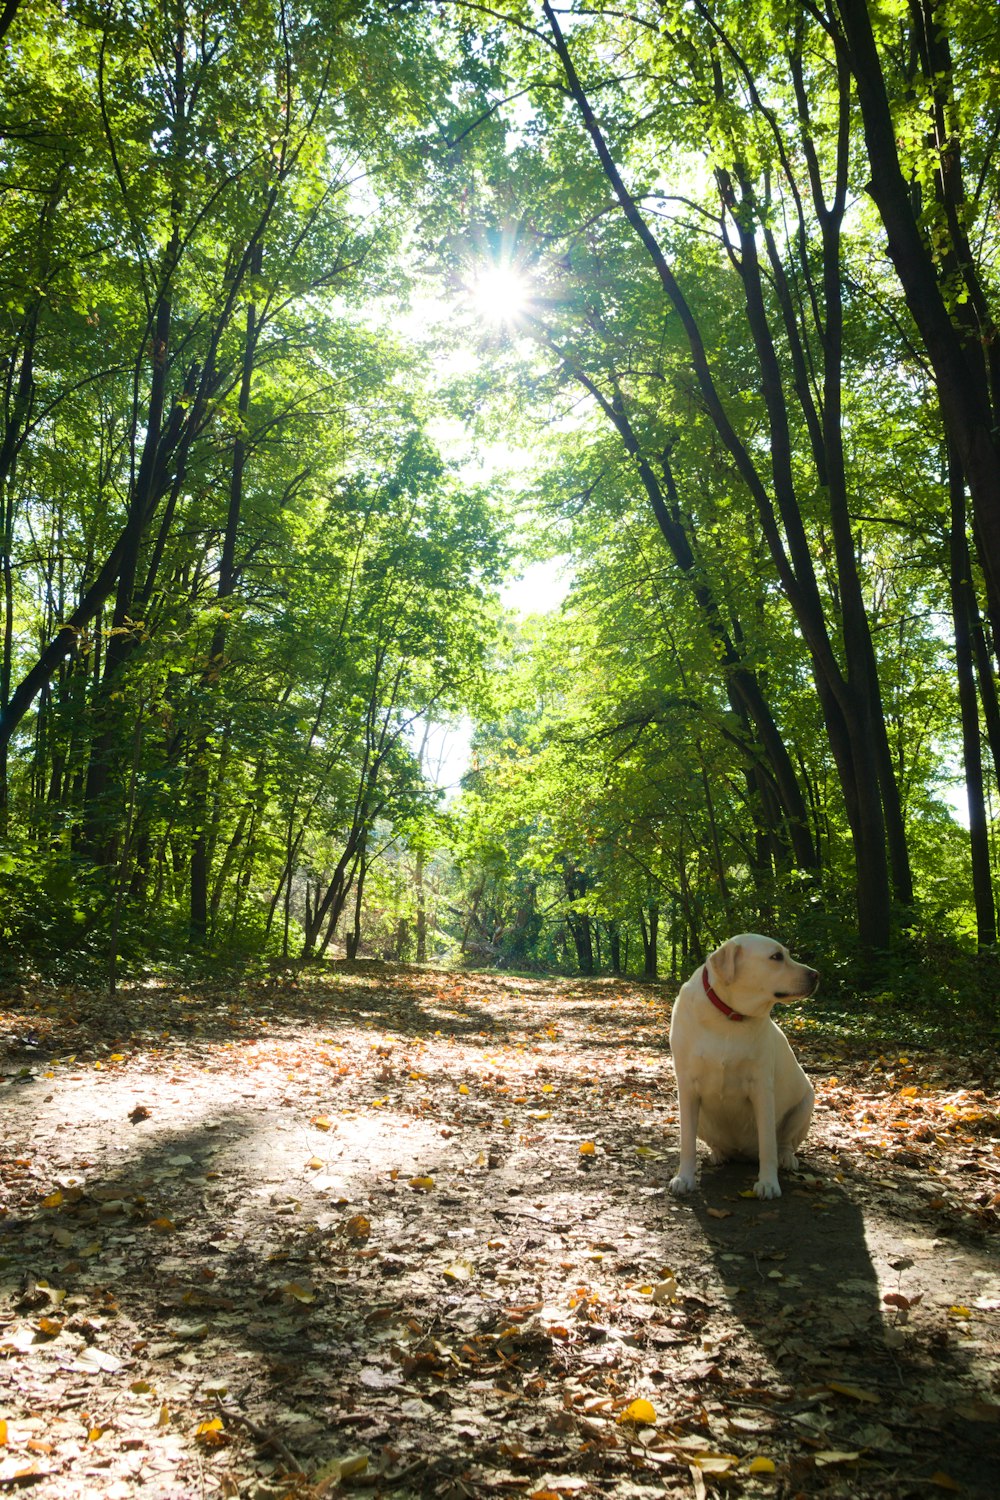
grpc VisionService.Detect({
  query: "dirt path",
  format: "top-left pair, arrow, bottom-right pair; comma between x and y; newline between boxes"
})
2,964 -> 998,1498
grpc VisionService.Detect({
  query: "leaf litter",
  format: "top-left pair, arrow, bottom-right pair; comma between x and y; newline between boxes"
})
1,963 -> 999,1497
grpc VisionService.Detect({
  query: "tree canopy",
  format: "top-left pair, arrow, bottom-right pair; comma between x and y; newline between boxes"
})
1,0 -> 998,991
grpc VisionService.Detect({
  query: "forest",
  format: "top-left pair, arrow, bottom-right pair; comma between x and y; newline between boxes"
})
2,0 -> 1000,990
4,7 -> 1000,1498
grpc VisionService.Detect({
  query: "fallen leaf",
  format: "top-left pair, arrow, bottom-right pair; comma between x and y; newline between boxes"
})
283,1280 -> 317,1304
443,1259 -> 474,1283
313,1451 -> 369,1489
195,1417 -> 227,1448
617,1399 -> 656,1426
690,1453 -> 739,1472
827,1381 -> 879,1404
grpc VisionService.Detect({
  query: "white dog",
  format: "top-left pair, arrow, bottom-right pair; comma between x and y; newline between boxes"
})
668,934 -> 819,1199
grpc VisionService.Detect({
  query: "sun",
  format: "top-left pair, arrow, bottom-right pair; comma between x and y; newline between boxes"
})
466,262 -> 532,325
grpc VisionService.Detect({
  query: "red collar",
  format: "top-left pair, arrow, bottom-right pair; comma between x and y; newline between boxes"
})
703,965 -> 747,1021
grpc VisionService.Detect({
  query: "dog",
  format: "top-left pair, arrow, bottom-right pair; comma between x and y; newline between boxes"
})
668,934 -> 819,1199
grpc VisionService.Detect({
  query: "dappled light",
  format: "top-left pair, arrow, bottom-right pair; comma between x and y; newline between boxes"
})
3,965 -> 1000,1494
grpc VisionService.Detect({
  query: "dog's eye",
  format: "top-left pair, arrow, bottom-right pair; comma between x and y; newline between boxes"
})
770,952 -> 784,962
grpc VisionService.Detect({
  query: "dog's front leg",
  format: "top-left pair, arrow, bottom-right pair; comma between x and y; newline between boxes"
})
752,1083 -> 781,1199
669,1077 -> 700,1195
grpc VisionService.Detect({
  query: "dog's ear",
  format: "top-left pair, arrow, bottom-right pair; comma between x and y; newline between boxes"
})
708,940 -> 740,987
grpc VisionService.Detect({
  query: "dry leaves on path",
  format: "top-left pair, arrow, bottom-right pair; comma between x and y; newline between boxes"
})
1,963 -> 999,1498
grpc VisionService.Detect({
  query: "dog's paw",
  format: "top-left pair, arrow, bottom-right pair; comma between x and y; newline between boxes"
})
778,1150 -> 799,1170
669,1173 -> 696,1196
706,1148 -> 730,1166
753,1177 -> 782,1200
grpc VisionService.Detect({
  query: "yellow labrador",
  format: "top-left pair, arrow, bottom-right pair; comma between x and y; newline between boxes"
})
668,934 -> 819,1199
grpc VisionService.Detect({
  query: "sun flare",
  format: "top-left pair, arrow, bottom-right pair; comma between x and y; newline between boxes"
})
466,262 -> 532,325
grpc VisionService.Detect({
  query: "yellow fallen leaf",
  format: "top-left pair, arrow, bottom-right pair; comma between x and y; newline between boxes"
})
157,1403 -> 171,1428
827,1381 -> 879,1403
345,1215 -> 370,1240
36,1316 -> 63,1337
195,1416 -> 227,1447
149,1218 -> 175,1233
748,1456 -> 776,1473
130,1381 -> 153,1394
0,1420 -> 7,1446
311,1116 -> 333,1131
527,1111 -> 551,1121
443,1259 -> 474,1283
929,1473 -> 963,1492
313,1452 -> 369,1485
306,1156 -> 324,1170
579,1141 -> 596,1155
110,1053 -> 125,1062
87,1426 -> 104,1442
947,1305 -> 971,1319
283,1280 -> 316,1304
41,1190 -> 63,1208
458,1084 -> 469,1094
409,1176 -> 434,1190
617,1398 -> 656,1426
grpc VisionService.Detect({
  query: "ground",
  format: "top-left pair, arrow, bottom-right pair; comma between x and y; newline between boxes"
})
1,963 -> 999,1499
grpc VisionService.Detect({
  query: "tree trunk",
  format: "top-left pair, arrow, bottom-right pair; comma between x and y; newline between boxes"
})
415,847 -> 427,962
190,245 -> 261,941
948,443 -> 996,947
639,902 -> 659,981
835,0 -> 1000,643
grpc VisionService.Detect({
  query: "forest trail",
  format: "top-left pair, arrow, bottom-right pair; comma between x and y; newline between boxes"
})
2,965 -> 998,1498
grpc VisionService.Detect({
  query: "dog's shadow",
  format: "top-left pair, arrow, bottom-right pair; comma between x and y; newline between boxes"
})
686,1164 -> 883,1372
671,1160 -> 997,1491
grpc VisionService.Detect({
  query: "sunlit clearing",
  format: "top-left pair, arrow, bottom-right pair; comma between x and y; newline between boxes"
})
467,262 -> 531,325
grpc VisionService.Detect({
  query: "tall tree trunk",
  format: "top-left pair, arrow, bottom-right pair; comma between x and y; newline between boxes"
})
415,847 -> 427,962
190,244 -> 261,941
948,443 -> 996,947
834,0 -> 1000,644
639,902 -> 659,981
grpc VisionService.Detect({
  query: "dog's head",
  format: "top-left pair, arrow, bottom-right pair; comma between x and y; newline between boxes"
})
706,933 -> 819,1018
